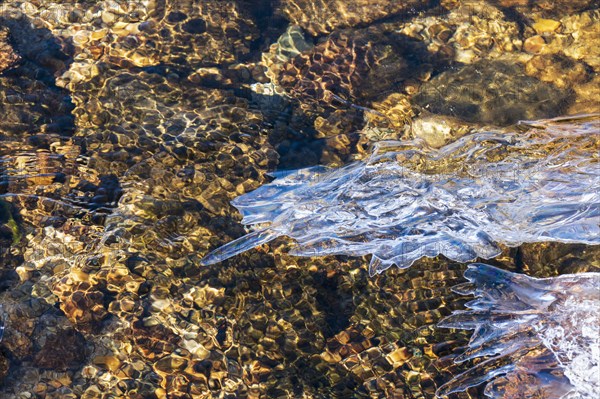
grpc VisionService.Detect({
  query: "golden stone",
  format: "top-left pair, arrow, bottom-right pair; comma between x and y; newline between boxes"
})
93,356 -> 121,372
533,19 -> 561,34
386,347 -> 412,365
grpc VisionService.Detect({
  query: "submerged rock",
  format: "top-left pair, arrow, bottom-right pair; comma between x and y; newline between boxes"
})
275,27 -> 444,111
276,29 -> 402,109
412,60 -> 573,125
201,114 -> 599,275
437,263 -> 600,399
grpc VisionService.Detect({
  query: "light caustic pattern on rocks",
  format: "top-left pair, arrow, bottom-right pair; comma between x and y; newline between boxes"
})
201,114 -> 599,275
437,263 -> 600,399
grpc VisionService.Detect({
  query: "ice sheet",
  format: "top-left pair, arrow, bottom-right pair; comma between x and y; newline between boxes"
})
437,263 -> 600,399
201,115 -> 599,275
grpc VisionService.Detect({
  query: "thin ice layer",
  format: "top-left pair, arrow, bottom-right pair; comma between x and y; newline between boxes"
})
437,263 -> 600,399
201,115 -> 600,275
0,305 -> 4,343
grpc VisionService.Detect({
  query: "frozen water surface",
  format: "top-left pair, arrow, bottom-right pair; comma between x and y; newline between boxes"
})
437,263 -> 600,399
201,115 -> 599,275
0,306 -> 4,343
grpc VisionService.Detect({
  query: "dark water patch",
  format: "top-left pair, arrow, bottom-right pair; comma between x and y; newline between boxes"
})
312,269 -> 354,339
0,15 -> 76,137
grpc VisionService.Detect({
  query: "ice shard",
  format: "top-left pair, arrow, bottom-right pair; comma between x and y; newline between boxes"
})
437,263 -> 600,399
0,306 -> 4,343
201,114 -> 599,275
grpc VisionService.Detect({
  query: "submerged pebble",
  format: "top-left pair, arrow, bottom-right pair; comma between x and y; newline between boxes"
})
412,60 -> 572,125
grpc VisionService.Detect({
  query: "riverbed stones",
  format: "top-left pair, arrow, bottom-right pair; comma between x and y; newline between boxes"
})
396,0 -> 523,65
525,53 -> 592,89
0,1 -> 598,398
276,0 -> 436,36
0,28 -> 20,73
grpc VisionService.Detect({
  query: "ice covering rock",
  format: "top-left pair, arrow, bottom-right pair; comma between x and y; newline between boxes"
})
201,115 -> 599,275
437,263 -> 600,399
0,305 -> 4,343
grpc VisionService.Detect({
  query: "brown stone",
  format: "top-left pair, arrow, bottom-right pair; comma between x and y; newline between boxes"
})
54,280 -> 109,333
532,18 -> 561,34
34,328 -> 86,370
93,355 -> 121,372
0,28 -> 20,73
523,35 -> 546,53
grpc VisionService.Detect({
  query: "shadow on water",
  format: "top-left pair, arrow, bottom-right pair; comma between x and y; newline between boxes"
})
0,12 -> 124,263
0,14 -> 75,136
241,0 -> 290,53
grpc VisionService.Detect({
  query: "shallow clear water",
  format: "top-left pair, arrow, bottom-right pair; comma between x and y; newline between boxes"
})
0,1 -> 599,398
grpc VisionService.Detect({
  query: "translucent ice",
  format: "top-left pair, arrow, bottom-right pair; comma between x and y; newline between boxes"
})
0,305 -> 4,343
201,114 -> 599,275
437,263 -> 600,399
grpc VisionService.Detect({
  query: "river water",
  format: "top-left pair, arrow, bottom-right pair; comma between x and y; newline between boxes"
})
0,1 -> 598,398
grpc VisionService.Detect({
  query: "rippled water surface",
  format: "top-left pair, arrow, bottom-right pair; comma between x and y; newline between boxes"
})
0,1 -> 599,398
